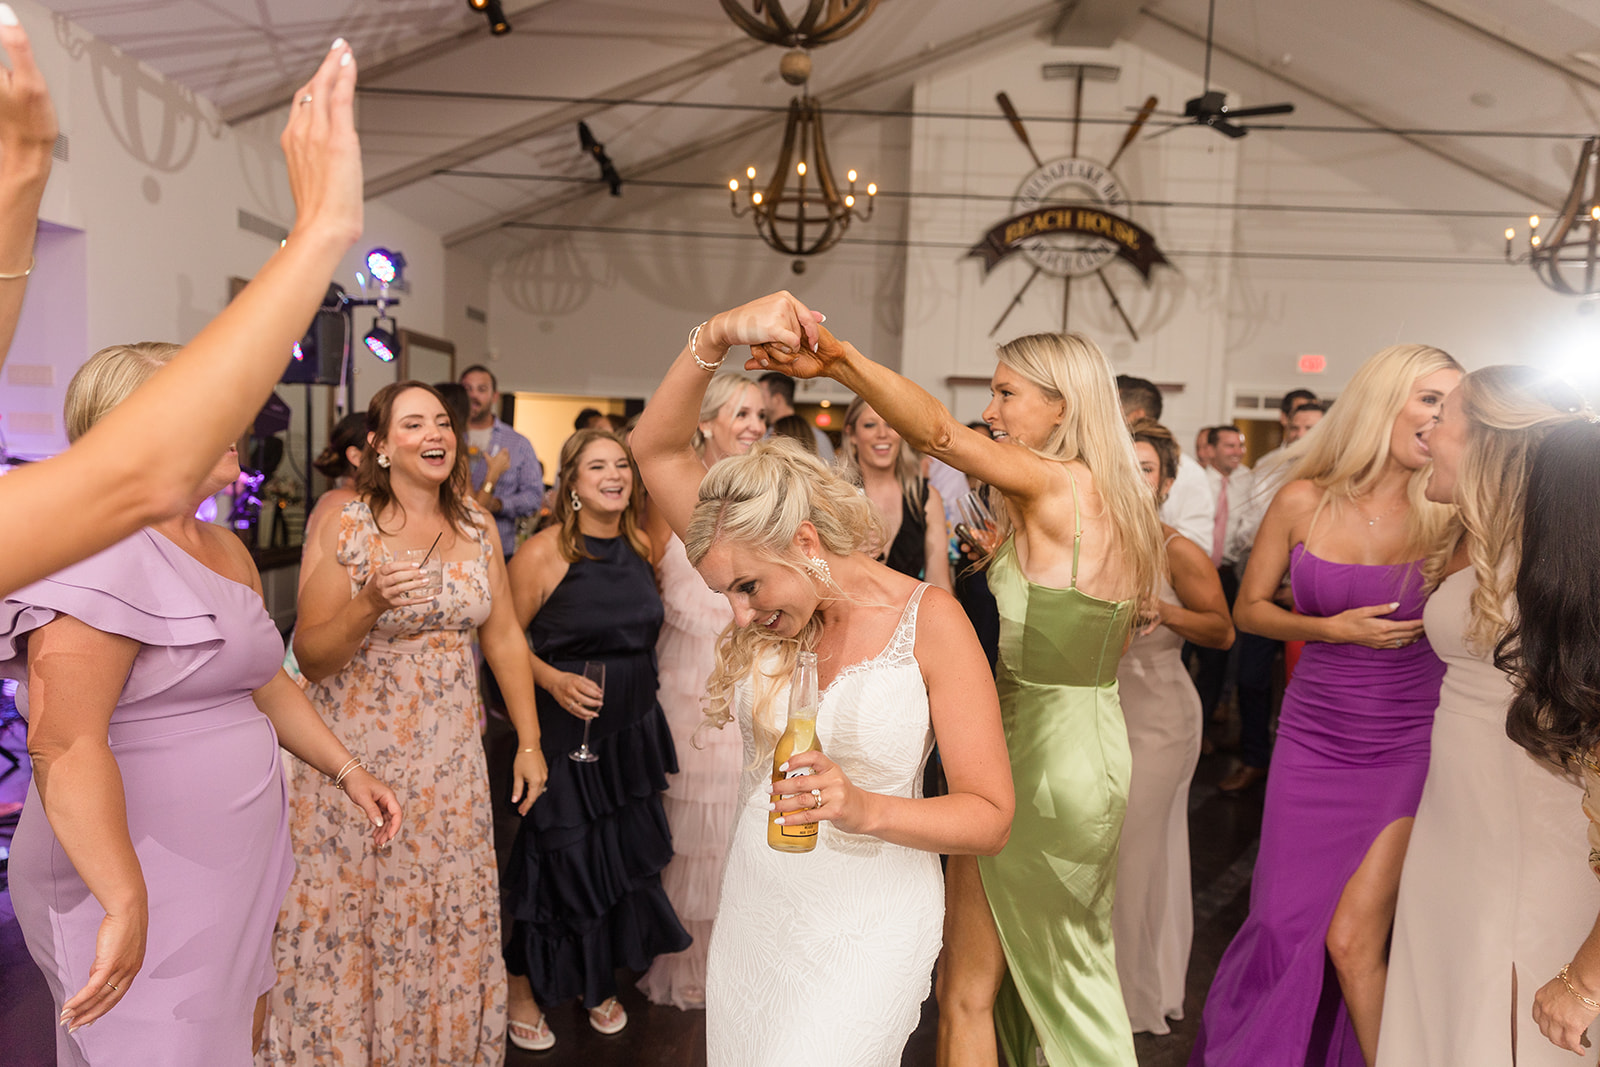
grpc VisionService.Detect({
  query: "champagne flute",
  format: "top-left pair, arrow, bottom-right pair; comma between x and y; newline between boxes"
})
956,490 -> 998,553
569,661 -> 604,763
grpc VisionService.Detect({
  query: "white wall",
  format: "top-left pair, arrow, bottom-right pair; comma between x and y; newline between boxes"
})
0,0 -> 451,463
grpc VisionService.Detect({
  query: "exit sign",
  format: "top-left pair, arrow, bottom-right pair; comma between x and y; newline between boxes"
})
1298,354 -> 1327,374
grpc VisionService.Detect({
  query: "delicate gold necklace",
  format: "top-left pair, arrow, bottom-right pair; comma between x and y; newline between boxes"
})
1352,495 -> 1405,527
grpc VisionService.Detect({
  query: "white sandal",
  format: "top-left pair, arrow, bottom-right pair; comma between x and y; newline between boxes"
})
588,997 -> 628,1035
507,1015 -> 555,1051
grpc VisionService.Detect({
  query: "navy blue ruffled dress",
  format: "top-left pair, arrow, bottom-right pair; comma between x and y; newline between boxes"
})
503,533 -> 691,1008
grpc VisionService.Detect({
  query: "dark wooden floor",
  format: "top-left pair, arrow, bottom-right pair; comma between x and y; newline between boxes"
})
0,723 -> 1264,1066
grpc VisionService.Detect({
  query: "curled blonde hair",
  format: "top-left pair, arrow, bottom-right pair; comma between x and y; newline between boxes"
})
691,372 -> 762,457
989,332 -> 1165,603
1284,344 -> 1461,559
683,437 -> 882,743
1421,365 -> 1590,652
837,395 -> 924,511
64,342 -> 182,442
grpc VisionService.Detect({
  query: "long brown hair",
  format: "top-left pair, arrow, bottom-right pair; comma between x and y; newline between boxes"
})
356,380 -> 478,536
549,429 -> 650,563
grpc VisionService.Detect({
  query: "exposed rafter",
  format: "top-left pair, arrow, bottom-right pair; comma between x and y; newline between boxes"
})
1403,0 -> 1600,93
445,0 -> 1065,248
363,36 -> 767,200
1140,6 -> 1562,209
222,1 -> 559,125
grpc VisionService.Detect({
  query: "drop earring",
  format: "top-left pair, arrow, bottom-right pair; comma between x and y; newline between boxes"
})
805,555 -> 833,585
376,453 -> 391,469
570,489 -> 582,512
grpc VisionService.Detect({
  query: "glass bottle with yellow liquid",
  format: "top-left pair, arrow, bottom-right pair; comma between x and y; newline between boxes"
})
768,650 -> 821,853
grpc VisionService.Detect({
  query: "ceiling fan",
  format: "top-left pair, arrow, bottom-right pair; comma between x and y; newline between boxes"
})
1157,0 -> 1295,139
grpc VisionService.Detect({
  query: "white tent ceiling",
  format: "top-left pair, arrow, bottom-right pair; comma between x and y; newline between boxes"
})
42,0 -> 1600,261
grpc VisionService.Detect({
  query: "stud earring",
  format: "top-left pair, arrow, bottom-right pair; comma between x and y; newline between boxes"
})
376,453 -> 390,469
570,489 -> 582,512
805,555 -> 833,585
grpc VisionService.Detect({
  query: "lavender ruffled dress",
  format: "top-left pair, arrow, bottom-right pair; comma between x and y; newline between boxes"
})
1,529 -> 293,1066
1190,545 -> 1446,1066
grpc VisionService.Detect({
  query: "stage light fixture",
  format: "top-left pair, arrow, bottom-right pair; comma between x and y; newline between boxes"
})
365,247 -> 406,288
365,318 -> 398,362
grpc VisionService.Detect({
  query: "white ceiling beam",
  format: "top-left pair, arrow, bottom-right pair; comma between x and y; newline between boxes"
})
1140,7 -> 1564,209
1402,0 -> 1600,93
222,1 -> 559,125
444,0 -> 1067,248
363,36 -> 767,200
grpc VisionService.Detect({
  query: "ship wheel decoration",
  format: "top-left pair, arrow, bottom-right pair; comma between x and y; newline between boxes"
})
967,78 -> 1170,340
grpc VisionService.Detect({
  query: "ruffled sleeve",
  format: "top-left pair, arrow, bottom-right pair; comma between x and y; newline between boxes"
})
334,501 -> 380,590
0,530 -> 225,706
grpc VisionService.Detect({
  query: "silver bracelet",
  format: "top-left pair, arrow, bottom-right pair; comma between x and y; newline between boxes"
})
690,321 -> 724,372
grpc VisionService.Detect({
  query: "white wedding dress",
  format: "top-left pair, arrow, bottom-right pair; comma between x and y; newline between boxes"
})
706,584 -> 944,1067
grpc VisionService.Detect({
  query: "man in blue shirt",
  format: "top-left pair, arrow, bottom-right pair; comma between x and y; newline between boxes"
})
460,364 -> 544,556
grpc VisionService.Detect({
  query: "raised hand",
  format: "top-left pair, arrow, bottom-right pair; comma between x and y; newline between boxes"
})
745,322 -> 850,382
362,560 -> 435,611
281,39 -> 362,250
703,291 -> 822,355
0,5 -> 58,182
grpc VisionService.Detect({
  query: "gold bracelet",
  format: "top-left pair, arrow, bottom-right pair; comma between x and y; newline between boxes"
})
0,255 -> 35,280
332,757 -> 363,789
1559,964 -> 1600,1011
690,322 -> 724,372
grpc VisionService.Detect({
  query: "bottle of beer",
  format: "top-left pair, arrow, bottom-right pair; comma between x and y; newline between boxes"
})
768,650 -> 821,853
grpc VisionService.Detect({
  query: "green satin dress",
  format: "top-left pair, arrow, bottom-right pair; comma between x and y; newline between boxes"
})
977,484 -> 1138,1067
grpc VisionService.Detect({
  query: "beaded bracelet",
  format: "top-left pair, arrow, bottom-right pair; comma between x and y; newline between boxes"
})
690,322 -> 724,372
1559,964 -> 1600,1012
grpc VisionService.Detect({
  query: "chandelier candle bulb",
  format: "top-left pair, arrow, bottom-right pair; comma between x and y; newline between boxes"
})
747,166 -> 756,180
797,161 -> 807,176
867,183 -> 877,196
845,195 -> 855,207
847,169 -> 857,183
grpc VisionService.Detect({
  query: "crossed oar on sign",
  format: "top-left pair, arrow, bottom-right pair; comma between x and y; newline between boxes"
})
989,90 -> 1158,340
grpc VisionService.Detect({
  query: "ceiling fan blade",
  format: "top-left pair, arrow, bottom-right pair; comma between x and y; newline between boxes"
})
996,92 -> 1044,168
1224,102 -> 1295,118
1107,95 -> 1159,169
1126,104 -> 1186,117
1209,118 -> 1249,139
1143,121 -> 1190,142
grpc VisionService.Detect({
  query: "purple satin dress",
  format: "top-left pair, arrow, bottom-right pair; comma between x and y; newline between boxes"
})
1190,545 -> 1446,1067
0,530 -> 292,1067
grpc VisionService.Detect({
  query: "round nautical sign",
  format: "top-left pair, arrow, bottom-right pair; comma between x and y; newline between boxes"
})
1011,156 -> 1130,278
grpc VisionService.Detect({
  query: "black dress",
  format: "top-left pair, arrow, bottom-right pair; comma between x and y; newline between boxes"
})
503,534 -> 691,1008
882,482 -> 930,579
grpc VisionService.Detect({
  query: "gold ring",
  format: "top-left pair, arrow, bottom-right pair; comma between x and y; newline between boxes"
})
811,790 -> 823,810
106,982 -> 118,991
298,94 -> 314,106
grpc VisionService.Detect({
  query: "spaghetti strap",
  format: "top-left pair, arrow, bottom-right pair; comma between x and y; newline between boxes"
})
1069,476 -> 1083,588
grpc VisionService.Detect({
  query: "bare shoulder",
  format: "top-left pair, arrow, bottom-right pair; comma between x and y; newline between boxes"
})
509,524 -> 563,577
911,584 -> 976,647
1270,478 -> 1323,515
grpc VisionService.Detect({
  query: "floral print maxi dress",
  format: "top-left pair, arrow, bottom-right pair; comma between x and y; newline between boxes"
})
259,501 -> 505,1066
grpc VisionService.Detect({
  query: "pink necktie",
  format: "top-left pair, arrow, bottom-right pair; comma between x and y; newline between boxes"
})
1211,477 -> 1229,567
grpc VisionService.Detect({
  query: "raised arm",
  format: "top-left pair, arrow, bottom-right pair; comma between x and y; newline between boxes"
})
922,485 -> 953,594
0,12 -> 57,370
632,291 -> 820,537
0,38 -> 363,598
747,328 -> 1062,511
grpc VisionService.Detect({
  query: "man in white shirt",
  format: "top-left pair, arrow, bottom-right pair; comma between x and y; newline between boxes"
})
1116,375 -> 1214,551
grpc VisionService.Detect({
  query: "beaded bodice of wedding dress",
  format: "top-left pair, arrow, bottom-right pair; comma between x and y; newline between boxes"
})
706,584 -> 944,1067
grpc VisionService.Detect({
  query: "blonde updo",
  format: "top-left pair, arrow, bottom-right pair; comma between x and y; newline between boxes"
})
684,436 -> 882,738
63,342 -> 182,442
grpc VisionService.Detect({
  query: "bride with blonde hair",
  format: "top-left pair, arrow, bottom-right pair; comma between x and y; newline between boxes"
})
750,306 -> 1165,1067
631,291 -> 1013,1067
